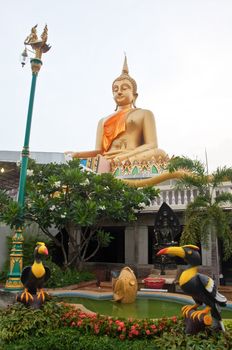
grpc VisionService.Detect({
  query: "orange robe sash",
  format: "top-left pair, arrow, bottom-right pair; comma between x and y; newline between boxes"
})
102,109 -> 131,152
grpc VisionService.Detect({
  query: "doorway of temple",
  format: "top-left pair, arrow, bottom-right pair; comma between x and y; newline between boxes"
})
88,226 -> 125,263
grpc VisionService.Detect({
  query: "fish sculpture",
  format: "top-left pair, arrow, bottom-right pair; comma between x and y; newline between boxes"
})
113,266 -> 138,304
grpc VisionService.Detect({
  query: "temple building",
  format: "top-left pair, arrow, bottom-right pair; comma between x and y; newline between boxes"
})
0,58 -> 232,286
0,149 -> 231,285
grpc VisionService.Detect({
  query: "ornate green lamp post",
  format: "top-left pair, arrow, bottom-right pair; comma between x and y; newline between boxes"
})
5,25 -> 51,290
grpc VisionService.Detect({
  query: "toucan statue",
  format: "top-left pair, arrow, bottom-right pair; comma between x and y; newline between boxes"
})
17,242 -> 50,308
157,245 -> 227,334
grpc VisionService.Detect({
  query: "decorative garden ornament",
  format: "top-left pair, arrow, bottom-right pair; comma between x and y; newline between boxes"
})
17,242 -> 50,308
113,266 -> 138,304
157,245 -> 227,334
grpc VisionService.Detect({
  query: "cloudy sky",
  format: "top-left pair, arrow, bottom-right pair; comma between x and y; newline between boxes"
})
1,0 -> 232,172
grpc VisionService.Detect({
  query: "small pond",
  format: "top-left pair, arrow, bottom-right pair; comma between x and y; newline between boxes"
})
56,296 -> 232,319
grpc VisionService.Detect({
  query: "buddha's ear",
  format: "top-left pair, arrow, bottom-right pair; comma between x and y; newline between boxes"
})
133,93 -> 138,108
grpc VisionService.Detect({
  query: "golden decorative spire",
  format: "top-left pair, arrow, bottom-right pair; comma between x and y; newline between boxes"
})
40,24 -> 48,44
122,55 -> 129,74
113,56 -> 137,94
24,24 -> 51,61
24,25 -> 38,45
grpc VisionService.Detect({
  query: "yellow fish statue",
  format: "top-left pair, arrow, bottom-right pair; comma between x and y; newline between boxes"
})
113,267 -> 138,304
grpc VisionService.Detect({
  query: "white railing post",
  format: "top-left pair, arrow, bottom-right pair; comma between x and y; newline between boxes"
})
146,182 -> 231,211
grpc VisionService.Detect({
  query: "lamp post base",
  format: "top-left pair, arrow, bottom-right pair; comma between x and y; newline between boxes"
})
5,278 -> 23,291
5,228 -> 24,291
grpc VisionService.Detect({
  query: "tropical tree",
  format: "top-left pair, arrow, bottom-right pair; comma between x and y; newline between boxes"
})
167,156 -> 232,283
0,159 -> 158,270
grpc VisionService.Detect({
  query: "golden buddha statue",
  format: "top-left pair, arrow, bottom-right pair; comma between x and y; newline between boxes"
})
68,57 -> 168,165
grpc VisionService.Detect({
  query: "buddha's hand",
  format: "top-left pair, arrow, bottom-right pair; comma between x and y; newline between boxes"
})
64,151 -> 75,160
104,149 -> 124,158
107,150 -> 134,162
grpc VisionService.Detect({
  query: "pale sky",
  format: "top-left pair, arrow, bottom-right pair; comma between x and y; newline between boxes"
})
1,0 -> 232,172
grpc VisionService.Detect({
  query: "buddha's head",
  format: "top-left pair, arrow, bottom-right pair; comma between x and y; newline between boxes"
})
112,56 -> 138,109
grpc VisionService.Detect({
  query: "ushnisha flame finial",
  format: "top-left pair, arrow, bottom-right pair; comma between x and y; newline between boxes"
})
112,55 -> 137,95
122,54 -> 129,74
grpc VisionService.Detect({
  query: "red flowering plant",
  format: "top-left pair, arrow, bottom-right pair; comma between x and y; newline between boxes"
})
61,306 -> 180,341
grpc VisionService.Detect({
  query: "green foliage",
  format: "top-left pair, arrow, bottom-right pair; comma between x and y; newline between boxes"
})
22,231 -> 51,267
215,192 -> 232,205
3,330 -> 232,350
211,166 -> 232,187
1,329 -> 156,350
24,159 -> 158,227
0,190 -> 23,228
0,189 -> 10,205
1,310 -> 232,350
0,301 -> 67,344
151,327 -> 232,350
0,231 -> 50,282
45,259 -> 94,288
167,156 -> 206,176
95,229 -> 114,248
0,232 -> 94,287
0,159 -> 159,267
62,307 -> 179,340
168,156 -> 232,260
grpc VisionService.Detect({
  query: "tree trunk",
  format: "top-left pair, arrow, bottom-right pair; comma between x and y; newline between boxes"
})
67,223 -> 81,269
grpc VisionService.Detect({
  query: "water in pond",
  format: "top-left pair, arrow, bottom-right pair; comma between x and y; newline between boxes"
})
57,297 -> 232,319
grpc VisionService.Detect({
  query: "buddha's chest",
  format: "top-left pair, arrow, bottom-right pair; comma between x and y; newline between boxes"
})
126,112 -> 143,131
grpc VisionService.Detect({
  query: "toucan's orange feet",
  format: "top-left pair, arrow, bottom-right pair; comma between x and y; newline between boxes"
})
191,306 -> 211,321
20,289 -> 34,303
37,289 -> 46,302
203,314 -> 213,326
182,304 -> 199,317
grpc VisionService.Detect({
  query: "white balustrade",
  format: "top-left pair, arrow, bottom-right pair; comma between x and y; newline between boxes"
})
149,182 -> 232,211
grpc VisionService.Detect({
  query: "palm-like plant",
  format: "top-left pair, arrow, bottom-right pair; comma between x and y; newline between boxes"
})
167,156 -> 232,283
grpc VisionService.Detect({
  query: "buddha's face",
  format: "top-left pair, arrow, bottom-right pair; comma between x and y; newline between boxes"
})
112,79 -> 135,106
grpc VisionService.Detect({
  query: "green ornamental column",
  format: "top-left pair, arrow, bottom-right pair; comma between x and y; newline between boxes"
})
5,26 -> 50,291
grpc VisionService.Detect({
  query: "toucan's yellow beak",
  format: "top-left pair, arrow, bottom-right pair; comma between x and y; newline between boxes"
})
38,245 -> 49,255
157,246 -> 185,259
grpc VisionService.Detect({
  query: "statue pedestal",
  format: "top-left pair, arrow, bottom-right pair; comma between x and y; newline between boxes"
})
80,156 -> 169,178
79,156 -> 173,192
80,155 -> 111,173
111,158 -> 168,178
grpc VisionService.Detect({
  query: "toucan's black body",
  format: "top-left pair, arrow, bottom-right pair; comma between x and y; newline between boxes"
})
180,272 -> 226,320
17,242 -> 50,308
157,245 -> 227,332
21,264 -> 50,295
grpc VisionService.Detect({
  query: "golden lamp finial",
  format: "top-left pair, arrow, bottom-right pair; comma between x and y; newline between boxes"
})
23,24 -> 51,61
21,24 -> 51,73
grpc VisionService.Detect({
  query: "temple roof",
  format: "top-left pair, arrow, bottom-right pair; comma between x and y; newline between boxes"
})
0,150 -> 65,193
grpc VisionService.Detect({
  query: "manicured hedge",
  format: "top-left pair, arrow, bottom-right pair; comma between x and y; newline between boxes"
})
2,326 -> 232,350
1,302 -> 232,350
1,329 -> 156,350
